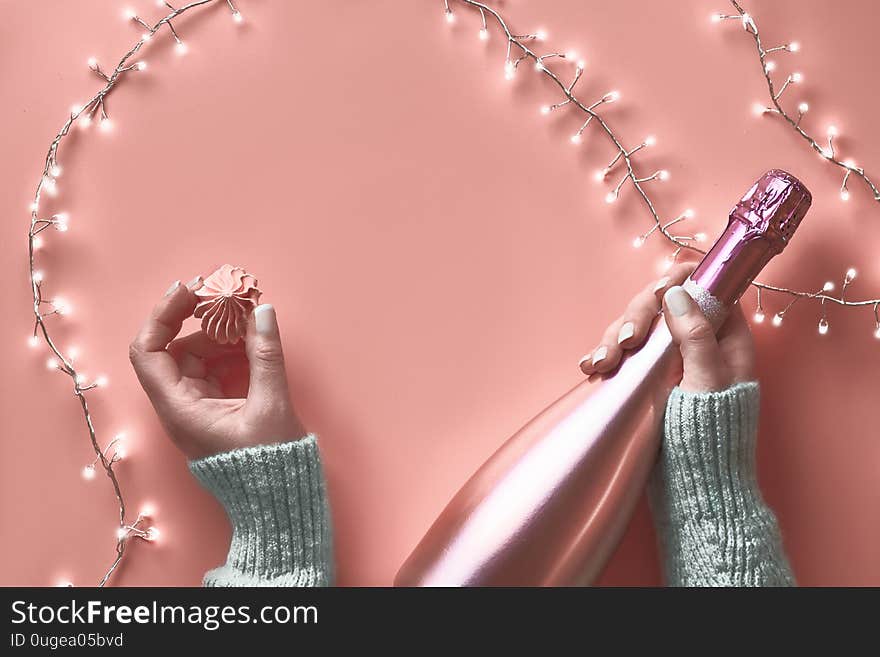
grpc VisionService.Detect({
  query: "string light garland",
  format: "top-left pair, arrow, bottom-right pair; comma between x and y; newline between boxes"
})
713,1 -> 880,206
444,0 -> 880,338
27,0 -> 243,586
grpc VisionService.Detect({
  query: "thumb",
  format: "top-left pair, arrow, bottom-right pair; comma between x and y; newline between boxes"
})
244,304 -> 291,411
662,285 -> 730,392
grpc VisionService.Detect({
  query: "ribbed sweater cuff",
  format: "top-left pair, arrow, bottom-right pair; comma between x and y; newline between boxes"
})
650,382 -> 795,586
189,435 -> 333,587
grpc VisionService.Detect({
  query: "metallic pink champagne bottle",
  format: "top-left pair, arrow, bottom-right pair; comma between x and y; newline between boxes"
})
396,170 -> 812,586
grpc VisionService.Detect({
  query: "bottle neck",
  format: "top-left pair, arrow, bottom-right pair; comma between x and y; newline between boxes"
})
690,216 -> 778,308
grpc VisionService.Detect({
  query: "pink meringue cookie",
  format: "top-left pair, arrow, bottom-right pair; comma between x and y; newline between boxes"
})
193,264 -> 261,344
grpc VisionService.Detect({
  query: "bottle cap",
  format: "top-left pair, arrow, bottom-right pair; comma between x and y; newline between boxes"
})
731,169 -> 812,252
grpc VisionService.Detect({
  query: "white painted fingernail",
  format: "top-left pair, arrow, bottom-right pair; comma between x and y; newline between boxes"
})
617,321 -> 635,344
254,304 -> 277,336
653,276 -> 670,293
578,354 -> 592,370
665,286 -> 691,317
592,346 -> 608,366
186,275 -> 202,290
164,280 -> 180,297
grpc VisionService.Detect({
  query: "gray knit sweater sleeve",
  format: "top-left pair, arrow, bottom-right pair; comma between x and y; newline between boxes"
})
188,434 -> 333,587
649,382 -> 795,586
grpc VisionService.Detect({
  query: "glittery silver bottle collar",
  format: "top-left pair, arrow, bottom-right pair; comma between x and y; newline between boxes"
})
683,279 -> 727,328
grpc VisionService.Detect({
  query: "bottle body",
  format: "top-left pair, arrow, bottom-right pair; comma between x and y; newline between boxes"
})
395,316 -> 679,586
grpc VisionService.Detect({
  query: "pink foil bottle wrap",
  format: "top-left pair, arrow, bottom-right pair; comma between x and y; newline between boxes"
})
194,264 -> 261,344
396,170 -> 811,586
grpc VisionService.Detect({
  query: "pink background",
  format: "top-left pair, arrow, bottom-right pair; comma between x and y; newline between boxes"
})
1,0 -> 878,586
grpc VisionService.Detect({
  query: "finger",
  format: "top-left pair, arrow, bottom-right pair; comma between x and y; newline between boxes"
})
129,281 -> 198,399
579,318 -> 626,375
663,285 -> 730,392
716,304 -> 756,383
243,304 -> 292,412
618,287 -> 662,349
168,330 -> 244,361
652,262 -> 698,297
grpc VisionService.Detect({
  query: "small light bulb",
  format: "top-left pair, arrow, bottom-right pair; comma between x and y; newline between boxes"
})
87,57 -> 97,69
874,326 -> 880,340
140,503 -> 156,518
53,298 -> 69,315
846,267 -> 857,282
28,335 -> 40,348
68,347 -> 79,360
564,50 -> 577,61
764,60 -> 776,72
175,41 -> 188,55
47,357 -> 59,370
753,309 -> 765,323
644,135 -> 656,147
95,375 -> 108,387
820,147 -> 833,159
788,41 -> 800,52
114,444 -> 127,461
144,526 -> 160,541
632,235 -> 645,248
75,373 -> 87,385
141,33 -> 151,42
539,105 -> 550,115
840,189 -> 850,201
818,318 -> 829,335
791,72 -> 803,83
843,159 -> 856,169
663,255 -> 676,270
593,170 -> 605,182
479,27 -> 488,41
50,164 -> 62,177
116,527 -> 128,540
32,270 -> 44,283
658,170 -> 670,181
99,118 -> 113,132
570,134 -> 582,145
55,213 -> 69,231
683,208 -> 695,219
42,177 -> 57,196
80,115 -> 92,128
827,125 -> 838,137
32,235 -> 44,250
535,29 -> 547,41
798,102 -> 809,113
823,281 -> 835,292
605,192 -> 617,204
136,61 -> 147,71
232,10 -> 243,23
752,102 -> 767,116
534,60 -> 544,71
710,13 -> 722,23
605,90 -> 620,103
55,580 -> 73,587
124,8 -> 136,19
82,464 -> 96,480
772,313 -> 783,327
694,232 -> 707,242
70,103 -> 82,115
